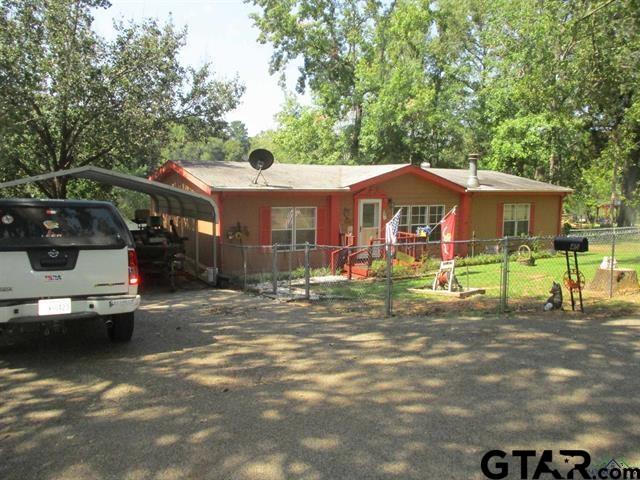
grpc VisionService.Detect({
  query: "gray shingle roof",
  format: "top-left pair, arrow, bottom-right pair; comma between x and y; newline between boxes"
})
171,160 -> 572,194
428,168 -> 573,193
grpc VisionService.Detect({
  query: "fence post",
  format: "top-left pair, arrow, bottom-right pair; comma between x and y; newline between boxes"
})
609,227 -> 616,299
500,236 -> 509,313
272,244 -> 278,295
242,244 -> 247,291
385,242 -> 393,317
304,242 -> 310,300
288,245 -> 293,289
471,231 -> 476,258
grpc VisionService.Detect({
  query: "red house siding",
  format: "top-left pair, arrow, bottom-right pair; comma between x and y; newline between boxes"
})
154,165 -> 567,274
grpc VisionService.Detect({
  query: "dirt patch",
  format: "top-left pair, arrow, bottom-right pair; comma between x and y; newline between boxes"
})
1,288 -> 639,480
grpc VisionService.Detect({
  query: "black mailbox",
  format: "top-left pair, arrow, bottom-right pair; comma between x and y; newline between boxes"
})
553,236 -> 589,253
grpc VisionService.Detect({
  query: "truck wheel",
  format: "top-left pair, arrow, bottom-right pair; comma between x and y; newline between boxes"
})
108,312 -> 135,342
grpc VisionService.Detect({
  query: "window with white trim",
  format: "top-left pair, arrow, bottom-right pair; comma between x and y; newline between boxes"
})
427,205 -> 445,240
503,204 -> 530,236
397,205 -> 445,239
271,207 -> 316,250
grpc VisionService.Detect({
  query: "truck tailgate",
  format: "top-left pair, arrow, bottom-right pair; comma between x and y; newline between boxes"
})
0,248 -> 129,301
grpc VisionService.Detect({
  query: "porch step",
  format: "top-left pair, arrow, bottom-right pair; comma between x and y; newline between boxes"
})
347,264 -> 371,278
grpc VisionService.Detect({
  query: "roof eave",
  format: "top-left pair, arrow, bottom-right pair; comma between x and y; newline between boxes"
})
465,188 -> 573,194
211,187 -> 349,193
348,164 -> 466,193
150,160 -> 212,196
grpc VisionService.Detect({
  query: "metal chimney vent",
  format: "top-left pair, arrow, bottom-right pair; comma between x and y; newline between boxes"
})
467,153 -> 480,188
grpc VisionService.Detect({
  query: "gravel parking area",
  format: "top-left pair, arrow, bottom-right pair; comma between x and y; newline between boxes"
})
1,289 -> 639,479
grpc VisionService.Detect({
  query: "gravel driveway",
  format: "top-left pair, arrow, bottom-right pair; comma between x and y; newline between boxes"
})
1,289 -> 639,479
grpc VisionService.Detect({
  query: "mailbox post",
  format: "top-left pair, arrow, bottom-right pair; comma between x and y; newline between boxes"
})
553,236 -> 589,312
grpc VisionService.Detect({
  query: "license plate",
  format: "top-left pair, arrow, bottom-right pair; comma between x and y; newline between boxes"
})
38,298 -> 72,316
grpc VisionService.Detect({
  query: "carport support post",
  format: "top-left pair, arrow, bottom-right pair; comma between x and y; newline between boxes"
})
195,221 -> 200,278
385,242 -> 393,317
272,244 -> 278,295
304,242 -> 310,300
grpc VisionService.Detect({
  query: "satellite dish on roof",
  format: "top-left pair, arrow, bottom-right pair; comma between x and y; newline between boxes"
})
248,149 -> 274,184
249,149 -> 274,171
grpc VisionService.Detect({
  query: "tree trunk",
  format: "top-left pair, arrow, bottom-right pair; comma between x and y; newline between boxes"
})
616,138 -> 639,226
349,103 -> 362,162
52,177 -> 68,199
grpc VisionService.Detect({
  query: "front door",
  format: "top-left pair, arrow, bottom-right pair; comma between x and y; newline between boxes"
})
358,199 -> 382,246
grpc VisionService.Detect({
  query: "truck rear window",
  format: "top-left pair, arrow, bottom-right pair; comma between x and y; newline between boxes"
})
0,205 -> 128,249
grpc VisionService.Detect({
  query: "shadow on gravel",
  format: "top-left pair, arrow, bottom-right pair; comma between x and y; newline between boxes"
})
1,288 -> 639,479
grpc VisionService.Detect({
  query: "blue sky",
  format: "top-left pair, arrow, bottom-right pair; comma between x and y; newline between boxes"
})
92,0 -> 308,136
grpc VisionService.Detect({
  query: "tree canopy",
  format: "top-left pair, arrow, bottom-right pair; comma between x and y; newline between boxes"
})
1,0 -> 638,224
0,0 -> 244,198
250,0 -> 640,224
161,121 -> 251,163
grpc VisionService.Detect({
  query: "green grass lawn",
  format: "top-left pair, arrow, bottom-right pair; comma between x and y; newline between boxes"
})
314,241 -> 640,306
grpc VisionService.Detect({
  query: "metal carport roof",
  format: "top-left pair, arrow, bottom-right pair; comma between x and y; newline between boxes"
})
0,166 -> 220,273
0,166 -> 218,222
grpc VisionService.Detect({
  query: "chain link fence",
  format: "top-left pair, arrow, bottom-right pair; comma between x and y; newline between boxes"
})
219,227 -> 639,316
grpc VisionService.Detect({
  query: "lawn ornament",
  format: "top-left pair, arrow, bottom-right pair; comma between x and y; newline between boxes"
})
226,221 -> 249,241
517,244 -> 536,266
600,256 -> 617,269
432,260 -> 463,292
543,281 -> 563,311
410,259 -> 484,299
436,270 -> 449,287
563,269 -> 585,291
553,236 -> 589,312
416,226 -> 431,238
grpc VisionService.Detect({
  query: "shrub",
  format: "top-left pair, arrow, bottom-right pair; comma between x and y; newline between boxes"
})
456,253 -> 503,267
370,259 -> 418,278
290,266 -> 333,279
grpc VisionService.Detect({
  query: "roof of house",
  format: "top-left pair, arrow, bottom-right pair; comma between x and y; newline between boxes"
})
427,168 -> 573,193
159,160 -> 572,194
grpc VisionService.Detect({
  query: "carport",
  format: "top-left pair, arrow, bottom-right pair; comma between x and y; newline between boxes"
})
0,166 -> 220,281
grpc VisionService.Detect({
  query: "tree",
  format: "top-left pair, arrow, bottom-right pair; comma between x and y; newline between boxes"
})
572,0 -> 640,225
271,98 -> 345,164
252,0 -> 490,166
249,0 -> 381,161
481,0 -> 639,225
227,121 -> 251,154
0,0 -> 244,198
358,0 -> 473,166
250,129 -> 288,162
255,0 -> 638,225
161,121 -> 252,162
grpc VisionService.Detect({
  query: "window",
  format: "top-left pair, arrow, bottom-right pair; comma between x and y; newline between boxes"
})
0,205 -> 128,249
398,206 -> 410,232
503,204 -> 530,236
396,205 -> 445,239
411,206 -> 427,230
271,207 -> 316,250
427,205 -> 445,240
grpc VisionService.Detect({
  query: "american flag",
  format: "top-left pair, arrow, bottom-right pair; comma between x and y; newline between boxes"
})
385,209 -> 402,244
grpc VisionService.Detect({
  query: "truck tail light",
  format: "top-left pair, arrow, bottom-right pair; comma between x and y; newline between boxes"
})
128,248 -> 140,286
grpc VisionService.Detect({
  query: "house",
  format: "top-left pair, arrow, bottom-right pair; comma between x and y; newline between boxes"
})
150,157 -> 572,275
